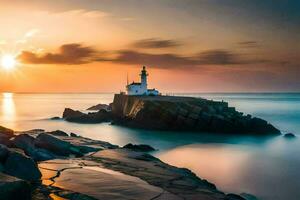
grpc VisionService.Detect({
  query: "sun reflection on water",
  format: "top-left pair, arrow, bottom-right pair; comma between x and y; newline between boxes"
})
1,92 -> 16,127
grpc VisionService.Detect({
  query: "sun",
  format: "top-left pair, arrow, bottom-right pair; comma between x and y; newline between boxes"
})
1,54 -> 16,70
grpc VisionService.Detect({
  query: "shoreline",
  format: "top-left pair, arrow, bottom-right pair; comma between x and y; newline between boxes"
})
0,126 -> 257,200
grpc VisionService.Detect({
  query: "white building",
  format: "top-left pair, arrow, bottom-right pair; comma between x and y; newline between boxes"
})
126,66 -> 160,96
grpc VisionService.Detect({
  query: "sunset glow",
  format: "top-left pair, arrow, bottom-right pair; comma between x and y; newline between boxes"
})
1,54 -> 16,70
0,1 -> 298,93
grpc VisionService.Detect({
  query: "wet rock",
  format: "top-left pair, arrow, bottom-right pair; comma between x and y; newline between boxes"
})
0,144 -> 9,162
284,133 -> 296,138
0,126 -> 14,135
50,116 -> 61,120
35,133 -> 82,157
123,143 -> 155,152
111,94 -> 281,135
87,103 -> 110,111
13,134 -> 35,152
0,126 -> 14,146
88,149 -> 225,200
63,108 -> 112,123
226,194 -> 246,200
12,134 -> 56,161
0,172 -> 31,200
63,108 -> 84,119
70,132 -> 79,137
4,150 -> 41,182
48,130 -> 69,137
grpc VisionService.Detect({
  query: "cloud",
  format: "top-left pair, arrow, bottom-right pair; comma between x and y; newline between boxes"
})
196,50 -> 241,65
18,43 -> 97,65
18,43 -> 267,68
25,29 -> 40,38
132,38 -> 182,49
113,50 -> 195,68
238,41 -> 260,48
112,49 -> 265,69
16,29 -> 40,44
37,9 -> 110,19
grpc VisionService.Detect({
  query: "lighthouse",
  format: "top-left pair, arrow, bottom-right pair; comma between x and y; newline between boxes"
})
140,66 -> 148,91
126,66 -> 160,96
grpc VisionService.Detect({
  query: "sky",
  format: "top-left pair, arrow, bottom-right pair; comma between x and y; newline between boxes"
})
0,0 -> 299,93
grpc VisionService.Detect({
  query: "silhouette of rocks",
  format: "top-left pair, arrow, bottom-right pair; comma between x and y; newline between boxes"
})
284,133 -> 296,138
87,103 -> 110,111
63,108 -> 112,123
3,150 -> 41,182
0,173 -> 31,200
123,143 -> 155,152
112,94 -> 281,135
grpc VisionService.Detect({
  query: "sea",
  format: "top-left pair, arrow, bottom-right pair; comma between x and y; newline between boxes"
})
0,93 -> 299,200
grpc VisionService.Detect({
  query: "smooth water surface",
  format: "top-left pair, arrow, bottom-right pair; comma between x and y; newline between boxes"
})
0,93 -> 299,200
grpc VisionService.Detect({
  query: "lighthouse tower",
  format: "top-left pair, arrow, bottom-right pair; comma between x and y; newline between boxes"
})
126,66 -> 159,96
140,66 -> 148,92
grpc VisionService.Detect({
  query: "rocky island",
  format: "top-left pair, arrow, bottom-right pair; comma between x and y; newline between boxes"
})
0,125 -> 255,200
62,94 -> 280,135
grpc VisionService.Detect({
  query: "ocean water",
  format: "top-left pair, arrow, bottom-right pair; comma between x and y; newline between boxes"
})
0,93 -> 299,200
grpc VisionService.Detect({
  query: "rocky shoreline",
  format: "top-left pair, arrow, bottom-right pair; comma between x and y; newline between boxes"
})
61,94 -> 280,135
0,125 -> 257,200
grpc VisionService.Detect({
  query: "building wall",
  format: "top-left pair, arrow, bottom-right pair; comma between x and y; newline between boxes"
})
147,90 -> 159,96
127,85 -> 147,95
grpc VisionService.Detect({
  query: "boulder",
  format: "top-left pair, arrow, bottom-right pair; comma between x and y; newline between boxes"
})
12,134 -> 35,152
87,103 -> 110,111
0,144 -> 9,162
0,126 -> 14,146
0,126 -> 14,135
4,150 -> 41,182
226,194 -> 246,200
35,133 -> 82,157
0,173 -> 31,200
0,163 -> 4,172
50,116 -> 61,120
111,94 -> 281,135
123,143 -> 156,152
47,130 -> 69,137
12,134 -> 56,161
284,133 -> 296,139
70,132 -> 79,137
63,108 -> 85,119
63,108 -> 112,123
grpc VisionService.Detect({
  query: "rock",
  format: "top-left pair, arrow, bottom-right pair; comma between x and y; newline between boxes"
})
123,143 -> 156,152
284,133 -> 296,138
48,130 -> 69,137
4,150 -> 41,182
0,163 -> 4,172
12,134 -> 56,161
50,116 -> 61,120
111,94 -> 281,135
35,133 -> 82,157
0,144 -> 9,162
70,132 -> 79,137
87,103 -> 110,111
240,193 -> 259,200
0,126 -> 14,135
63,108 -> 84,119
0,172 -> 31,200
12,134 -> 35,152
226,194 -> 246,200
89,149 -> 226,200
63,108 -> 112,123
0,126 -> 14,146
